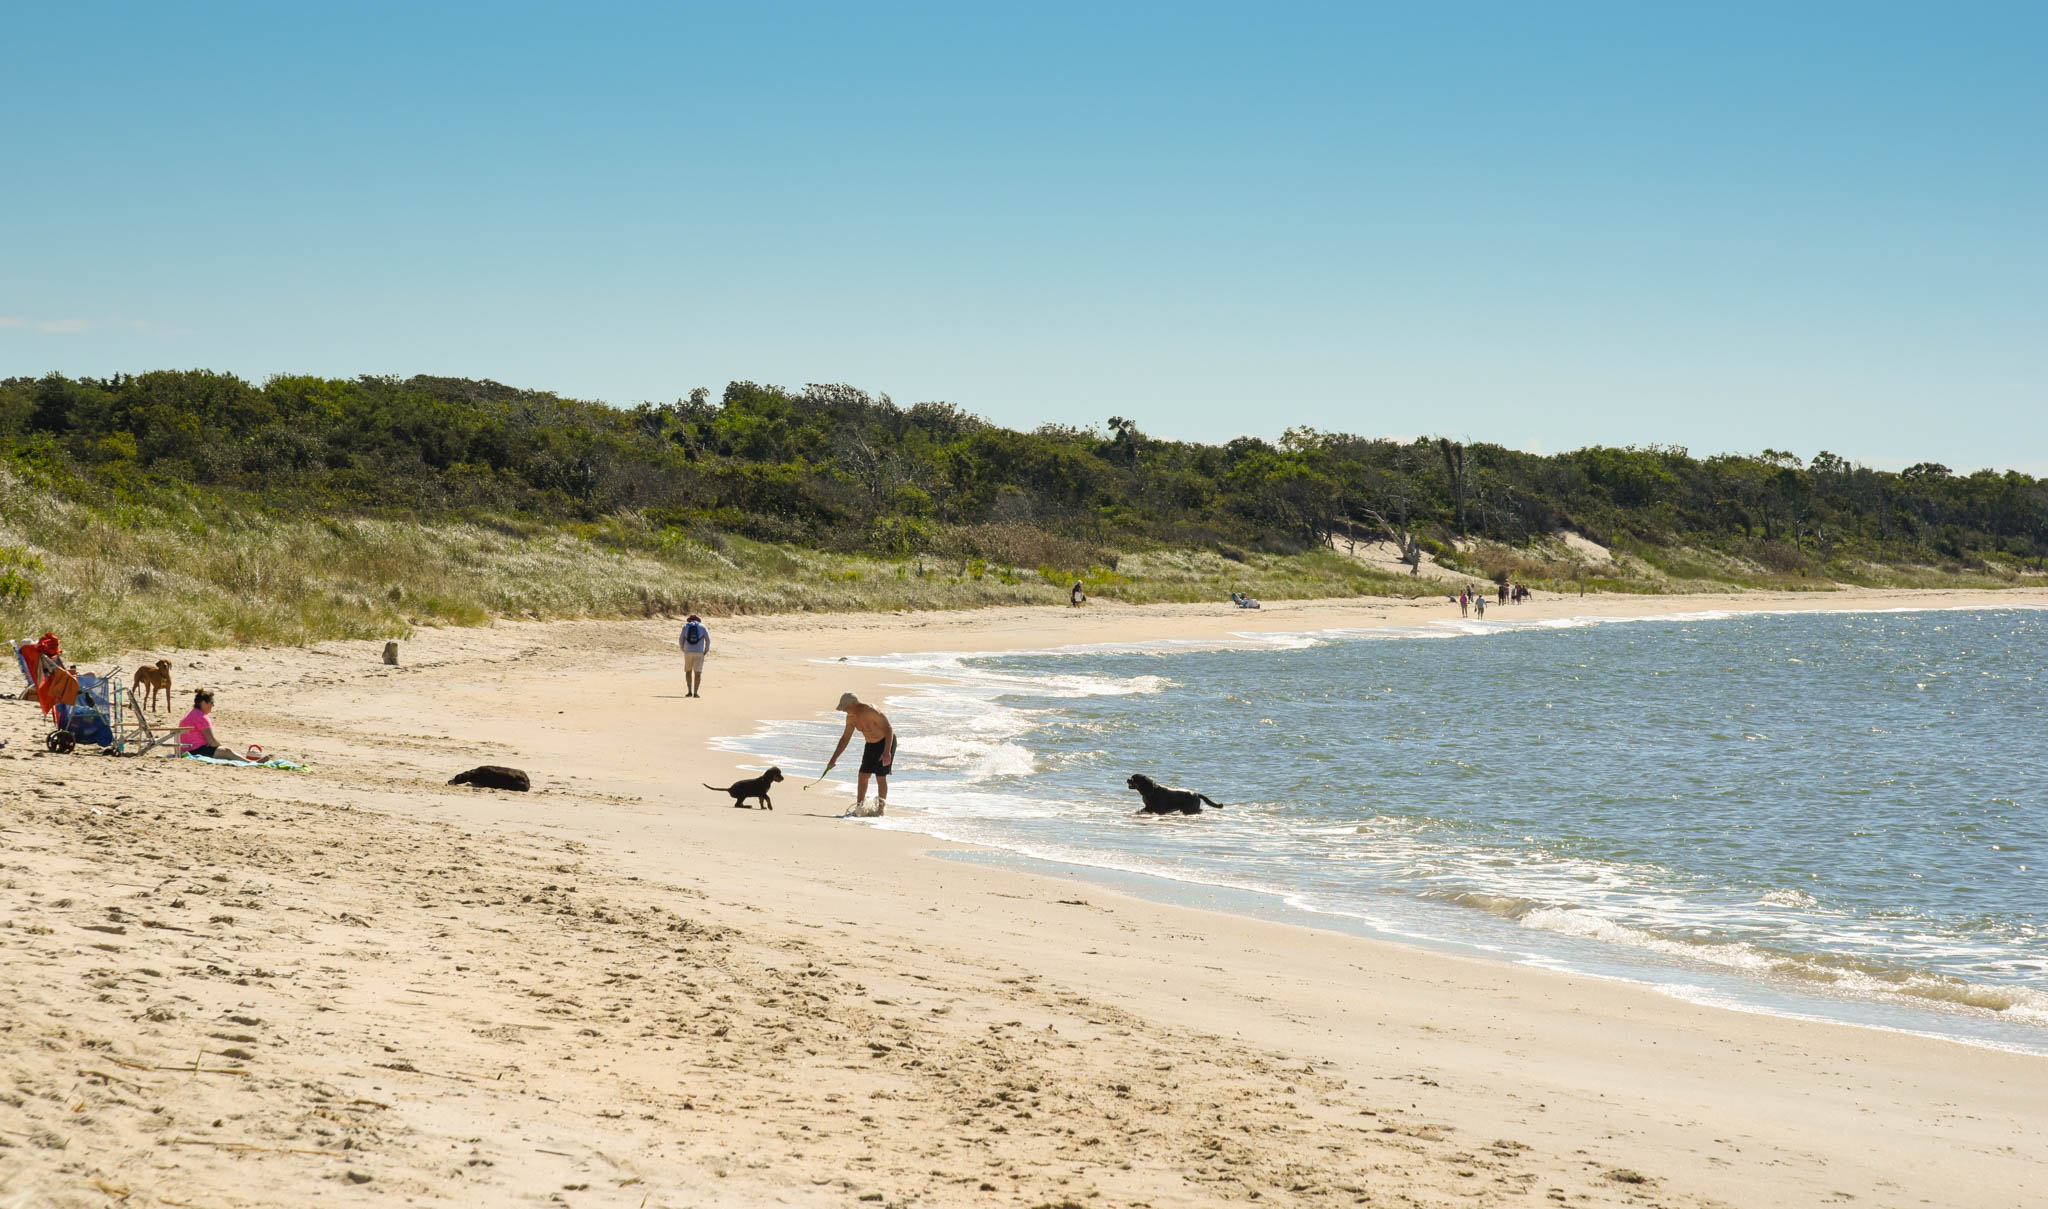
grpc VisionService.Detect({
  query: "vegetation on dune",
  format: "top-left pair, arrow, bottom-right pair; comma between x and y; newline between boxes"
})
0,371 -> 2042,656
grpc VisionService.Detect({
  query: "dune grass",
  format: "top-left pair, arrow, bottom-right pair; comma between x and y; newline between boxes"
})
2,464 -> 2032,660
0,467 -> 1437,658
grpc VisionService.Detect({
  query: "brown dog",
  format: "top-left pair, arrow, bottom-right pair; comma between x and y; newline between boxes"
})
131,659 -> 173,712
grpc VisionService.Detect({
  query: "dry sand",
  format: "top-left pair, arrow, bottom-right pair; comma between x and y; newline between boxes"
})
4,587 -> 2046,1208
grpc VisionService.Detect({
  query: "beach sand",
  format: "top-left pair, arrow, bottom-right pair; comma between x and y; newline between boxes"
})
4,587 -> 2045,1207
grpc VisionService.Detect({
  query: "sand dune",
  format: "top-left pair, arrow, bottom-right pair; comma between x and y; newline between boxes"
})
5,587 -> 2045,1207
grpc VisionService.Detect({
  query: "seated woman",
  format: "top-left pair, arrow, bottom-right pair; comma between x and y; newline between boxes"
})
177,688 -> 253,761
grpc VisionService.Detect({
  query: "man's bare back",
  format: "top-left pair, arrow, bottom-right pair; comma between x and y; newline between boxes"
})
829,693 -> 896,815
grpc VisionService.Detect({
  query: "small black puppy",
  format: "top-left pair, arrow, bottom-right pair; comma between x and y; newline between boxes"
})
705,766 -> 784,810
1127,773 -> 1222,815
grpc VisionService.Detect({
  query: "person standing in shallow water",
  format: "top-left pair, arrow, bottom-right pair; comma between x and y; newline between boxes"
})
678,613 -> 711,698
827,692 -> 897,817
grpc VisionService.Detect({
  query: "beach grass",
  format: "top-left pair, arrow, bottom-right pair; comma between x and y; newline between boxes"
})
3,464 -> 2033,658
0,467 -> 1439,657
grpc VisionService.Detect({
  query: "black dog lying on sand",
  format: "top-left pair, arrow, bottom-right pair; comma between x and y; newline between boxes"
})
449,765 -> 531,792
706,767 -> 784,810
1127,773 -> 1222,815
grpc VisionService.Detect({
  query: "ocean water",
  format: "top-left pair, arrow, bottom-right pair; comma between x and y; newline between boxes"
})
719,607 -> 2048,1053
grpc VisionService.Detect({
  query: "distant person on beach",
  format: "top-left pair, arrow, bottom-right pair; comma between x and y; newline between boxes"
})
1498,581 -> 1509,605
678,613 -> 711,698
177,689 -> 252,761
828,692 -> 897,817
1474,594 -> 1486,618
1458,588 -> 1470,617
1071,581 -> 1086,606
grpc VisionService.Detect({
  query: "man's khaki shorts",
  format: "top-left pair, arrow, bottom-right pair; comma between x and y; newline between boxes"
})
683,652 -> 706,673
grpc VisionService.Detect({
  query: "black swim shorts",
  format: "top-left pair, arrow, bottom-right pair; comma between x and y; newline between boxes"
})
859,737 -> 895,776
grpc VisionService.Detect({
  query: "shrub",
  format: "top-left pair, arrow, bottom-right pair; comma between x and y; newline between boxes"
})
954,522 -> 1097,570
0,545 -> 39,605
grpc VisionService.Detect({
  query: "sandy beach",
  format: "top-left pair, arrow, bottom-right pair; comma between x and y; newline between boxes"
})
5,586 -> 2047,1208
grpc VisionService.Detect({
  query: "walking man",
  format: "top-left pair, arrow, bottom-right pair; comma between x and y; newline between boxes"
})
826,692 -> 896,816
678,613 -> 711,698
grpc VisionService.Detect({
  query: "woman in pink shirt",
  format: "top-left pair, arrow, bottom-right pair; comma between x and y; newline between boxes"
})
177,689 -> 250,761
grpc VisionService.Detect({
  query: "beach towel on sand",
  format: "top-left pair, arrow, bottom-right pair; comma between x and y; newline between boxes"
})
180,753 -> 304,770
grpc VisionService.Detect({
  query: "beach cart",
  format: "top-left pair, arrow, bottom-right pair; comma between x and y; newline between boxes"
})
42,672 -> 190,756
45,671 -> 115,752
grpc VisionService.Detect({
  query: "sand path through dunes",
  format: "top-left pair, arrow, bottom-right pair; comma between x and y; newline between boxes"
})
6,588 -> 2047,1207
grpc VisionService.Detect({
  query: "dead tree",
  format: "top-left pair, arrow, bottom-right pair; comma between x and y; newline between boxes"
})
1439,438 -> 1468,536
1356,509 -> 1424,575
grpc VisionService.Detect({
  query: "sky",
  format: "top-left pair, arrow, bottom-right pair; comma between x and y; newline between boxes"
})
3,2 -> 2043,472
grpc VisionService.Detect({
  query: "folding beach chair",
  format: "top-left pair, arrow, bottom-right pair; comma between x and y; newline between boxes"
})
11,638 -> 43,696
106,682 -> 193,757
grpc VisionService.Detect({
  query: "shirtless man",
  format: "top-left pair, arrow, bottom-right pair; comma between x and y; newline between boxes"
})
826,692 -> 897,816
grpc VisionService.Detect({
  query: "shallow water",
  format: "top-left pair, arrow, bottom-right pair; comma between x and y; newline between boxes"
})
721,606 -> 2048,1052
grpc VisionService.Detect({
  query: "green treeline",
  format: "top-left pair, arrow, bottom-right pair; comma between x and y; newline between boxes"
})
3,369 -> 2045,579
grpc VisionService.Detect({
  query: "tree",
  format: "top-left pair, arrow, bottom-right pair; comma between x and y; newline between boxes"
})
1439,438 -> 1468,535
1106,416 -> 1141,469
1355,508 -> 1424,574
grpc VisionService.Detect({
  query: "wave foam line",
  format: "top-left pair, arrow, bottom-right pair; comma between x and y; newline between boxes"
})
1517,906 -> 2048,1024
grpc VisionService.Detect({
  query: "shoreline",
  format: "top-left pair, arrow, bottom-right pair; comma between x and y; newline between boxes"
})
5,585 -> 2046,1206
927,845 -> 2048,1058
714,587 -> 2048,1058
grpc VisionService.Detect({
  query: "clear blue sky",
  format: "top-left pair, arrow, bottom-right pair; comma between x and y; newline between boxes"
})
4,2 -> 2042,472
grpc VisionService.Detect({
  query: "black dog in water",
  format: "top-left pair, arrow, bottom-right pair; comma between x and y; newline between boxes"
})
706,766 -> 784,810
1127,773 -> 1222,815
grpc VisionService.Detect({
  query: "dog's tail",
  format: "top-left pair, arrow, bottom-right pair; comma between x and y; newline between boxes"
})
1199,794 -> 1223,809
702,782 -> 728,792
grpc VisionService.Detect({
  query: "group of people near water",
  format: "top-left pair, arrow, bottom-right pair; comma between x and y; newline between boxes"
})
678,615 -> 896,817
1455,580 -> 1532,618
